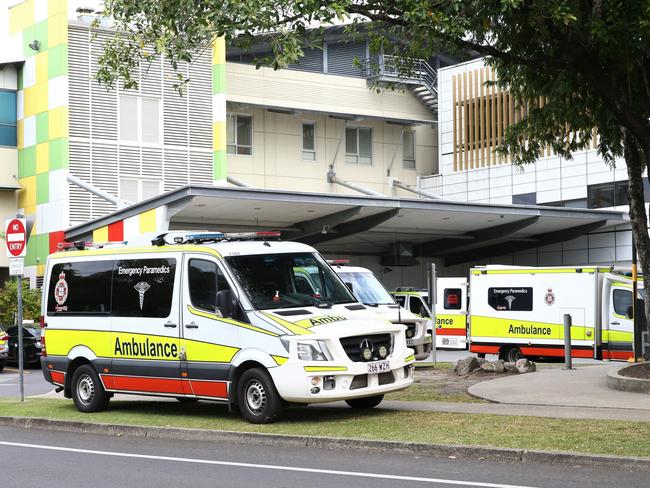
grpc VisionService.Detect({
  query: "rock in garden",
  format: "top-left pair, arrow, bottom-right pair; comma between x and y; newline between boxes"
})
504,362 -> 519,373
479,360 -> 506,373
455,356 -> 480,375
515,358 -> 536,374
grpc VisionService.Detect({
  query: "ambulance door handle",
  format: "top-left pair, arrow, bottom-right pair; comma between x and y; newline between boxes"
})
185,322 -> 199,329
611,321 -> 620,325
164,321 -> 177,328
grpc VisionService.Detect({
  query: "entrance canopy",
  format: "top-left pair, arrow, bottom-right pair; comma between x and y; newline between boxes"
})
65,185 -> 628,266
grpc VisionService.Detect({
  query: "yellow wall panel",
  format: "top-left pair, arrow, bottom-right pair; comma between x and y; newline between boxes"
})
48,12 -> 68,48
9,0 -> 34,35
23,83 -> 48,118
139,209 -> 157,233
35,51 -> 48,84
213,121 -> 226,151
17,119 -> 24,149
212,37 -> 226,65
18,176 -> 37,208
93,226 -> 109,242
36,264 -> 45,277
48,0 -> 67,16
35,142 -> 49,173
48,106 -> 69,139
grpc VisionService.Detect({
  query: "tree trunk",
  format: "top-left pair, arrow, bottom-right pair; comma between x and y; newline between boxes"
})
623,128 -> 650,358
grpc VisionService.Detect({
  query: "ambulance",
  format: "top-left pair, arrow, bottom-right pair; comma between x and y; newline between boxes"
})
326,261 -> 432,360
40,231 -> 415,423
468,265 -> 639,362
391,285 -> 468,350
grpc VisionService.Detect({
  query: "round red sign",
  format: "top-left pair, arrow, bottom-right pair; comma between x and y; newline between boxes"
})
6,219 -> 26,257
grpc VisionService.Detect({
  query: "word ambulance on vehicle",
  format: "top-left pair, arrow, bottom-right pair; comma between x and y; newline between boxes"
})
468,265 -> 640,362
391,286 -> 468,350
326,261 -> 432,360
40,231 -> 415,423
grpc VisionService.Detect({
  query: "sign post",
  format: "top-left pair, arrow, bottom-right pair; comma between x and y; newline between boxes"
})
5,216 -> 27,402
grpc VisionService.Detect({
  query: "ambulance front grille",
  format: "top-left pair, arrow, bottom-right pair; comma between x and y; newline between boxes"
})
339,333 -> 392,362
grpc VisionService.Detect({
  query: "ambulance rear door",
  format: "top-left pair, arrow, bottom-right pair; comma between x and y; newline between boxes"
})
435,278 -> 468,349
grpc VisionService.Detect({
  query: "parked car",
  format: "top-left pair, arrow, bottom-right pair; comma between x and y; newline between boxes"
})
6,325 -> 42,366
0,327 -> 8,372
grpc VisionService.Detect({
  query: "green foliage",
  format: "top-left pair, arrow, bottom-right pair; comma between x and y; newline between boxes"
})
0,279 -> 42,327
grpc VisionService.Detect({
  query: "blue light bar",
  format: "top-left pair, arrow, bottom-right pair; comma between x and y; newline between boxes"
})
185,232 -> 226,242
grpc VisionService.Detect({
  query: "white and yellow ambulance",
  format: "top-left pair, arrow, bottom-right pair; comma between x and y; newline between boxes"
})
326,261 -> 432,360
469,265 -> 639,361
40,231 -> 414,423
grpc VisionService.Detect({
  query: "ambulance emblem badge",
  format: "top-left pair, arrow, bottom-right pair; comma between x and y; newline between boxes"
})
544,289 -> 555,306
134,281 -> 151,310
54,272 -> 68,305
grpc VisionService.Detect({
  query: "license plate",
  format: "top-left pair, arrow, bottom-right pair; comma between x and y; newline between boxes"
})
367,361 -> 390,374
406,339 -> 414,347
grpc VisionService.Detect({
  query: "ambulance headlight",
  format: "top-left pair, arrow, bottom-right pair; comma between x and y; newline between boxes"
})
297,340 -> 332,361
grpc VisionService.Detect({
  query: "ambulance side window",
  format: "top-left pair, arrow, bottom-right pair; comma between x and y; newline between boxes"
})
409,297 -> 430,318
444,288 -> 462,310
394,295 -> 406,308
47,261 -> 113,314
112,258 -> 176,318
613,289 -> 633,317
189,259 -> 218,312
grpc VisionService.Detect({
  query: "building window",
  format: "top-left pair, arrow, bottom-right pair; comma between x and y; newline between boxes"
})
227,114 -> 253,155
512,192 -> 536,205
345,126 -> 372,164
119,95 -> 160,143
0,90 -> 17,147
120,178 -> 161,203
587,180 -> 633,209
402,131 -> 416,169
302,122 -> 316,160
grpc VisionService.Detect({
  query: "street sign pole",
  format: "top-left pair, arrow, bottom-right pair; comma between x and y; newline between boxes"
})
5,215 -> 27,402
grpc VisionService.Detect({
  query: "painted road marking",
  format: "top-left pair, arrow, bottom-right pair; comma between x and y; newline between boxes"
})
0,441 -> 540,488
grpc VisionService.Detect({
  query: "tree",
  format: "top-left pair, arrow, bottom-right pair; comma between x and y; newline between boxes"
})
0,279 -> 42,326
98,0 -> 650,350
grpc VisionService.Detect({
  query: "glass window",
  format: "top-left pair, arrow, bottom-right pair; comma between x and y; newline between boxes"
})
345,127 -> 372,164
488,287 -> 533,311
512,192 -> 536,205
120,95 -> 160,143
227,114 -> 253,155
444,288 -> 462,310
112,258 -> 176,318
409,297 -> 430,317
226,252 -> 356,310
302,122 -> 316,160
402,131 -> 415,169
0,90 -> 17,147
394,295 -> 406,307
587,182 -> 615,208
47,261 -> 113,314
613,289 -> 633,317
120,178 -> 161,203
189,259 -> 218,312
336,271 -> 394,306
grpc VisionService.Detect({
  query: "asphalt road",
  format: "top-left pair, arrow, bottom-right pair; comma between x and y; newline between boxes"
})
1,425 -> 647,488
0,364 -> 53,398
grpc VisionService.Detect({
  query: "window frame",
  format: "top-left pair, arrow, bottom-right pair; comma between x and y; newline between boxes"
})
0,89 -> 17,147
612,288 -> 633,318
402,130 -> 416,169
301,121 -> 317,161
119,177 -> 162,204
119,94 -> 162,145
345,125 -> 373,165
226,113 -> 254,156
443,288 -> 462,310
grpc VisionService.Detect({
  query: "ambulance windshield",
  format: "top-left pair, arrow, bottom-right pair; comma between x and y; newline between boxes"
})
336,271 -> 394,306
225,252 -> 357,310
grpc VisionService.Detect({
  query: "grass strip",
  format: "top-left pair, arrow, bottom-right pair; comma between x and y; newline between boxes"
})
385,383 -> 484,403
1,398 -> 649,458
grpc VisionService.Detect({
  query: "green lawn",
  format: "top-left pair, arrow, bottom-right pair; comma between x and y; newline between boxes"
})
1,398 -> 649,458
385,383 -> 483,403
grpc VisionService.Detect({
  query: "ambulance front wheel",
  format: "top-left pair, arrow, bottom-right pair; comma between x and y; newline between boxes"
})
500,346 -> 523,363
237,368 -> 285,424
71,364 -> 110,413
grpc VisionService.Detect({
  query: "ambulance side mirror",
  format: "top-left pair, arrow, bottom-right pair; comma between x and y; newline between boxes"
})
626,306 -> 634,320
216,289 -> 234,318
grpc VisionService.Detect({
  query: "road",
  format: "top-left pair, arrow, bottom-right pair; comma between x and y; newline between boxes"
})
1,425 -> 647,488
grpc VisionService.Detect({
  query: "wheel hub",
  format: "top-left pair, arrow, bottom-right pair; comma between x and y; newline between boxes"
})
78,374 -> 94,405
245,380 -> 266,414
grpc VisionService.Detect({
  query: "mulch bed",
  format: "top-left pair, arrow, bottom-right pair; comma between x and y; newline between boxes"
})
618,362 -> 650,379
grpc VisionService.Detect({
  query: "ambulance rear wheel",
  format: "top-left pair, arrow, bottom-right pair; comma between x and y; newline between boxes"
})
345,394 -> 384,409
237,368 -> 285,424
71,364 -> 110,413
500,346 -> 523,363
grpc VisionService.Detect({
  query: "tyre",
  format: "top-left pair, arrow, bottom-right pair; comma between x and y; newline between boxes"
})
500,346 -> 523,363
237,368 -> 285,424
71,364 -> 110,413
0,360 -> 5,373
345,394 -> 384,409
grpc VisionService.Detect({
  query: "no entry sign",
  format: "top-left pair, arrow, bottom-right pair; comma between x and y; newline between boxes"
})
5,218 -> 27,257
